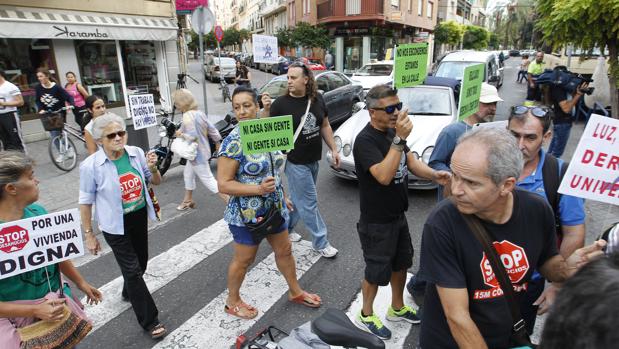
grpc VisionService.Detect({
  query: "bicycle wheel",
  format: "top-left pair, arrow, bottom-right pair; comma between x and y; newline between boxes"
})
49,134 -> 78,171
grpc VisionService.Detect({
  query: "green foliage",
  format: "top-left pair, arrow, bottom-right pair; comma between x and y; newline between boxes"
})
291,22 -> 331,49
276,28 -> 295,48
221,28 -> 240,48
463,25 -> 490,50
239,29 -> 251,42
187,31 -> 216,51
434,21 -> 464,46
489,33 -> 500,50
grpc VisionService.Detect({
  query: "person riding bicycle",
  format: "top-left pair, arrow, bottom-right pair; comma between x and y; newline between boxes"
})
235,61 -> 251,87
35,68 -> 74,153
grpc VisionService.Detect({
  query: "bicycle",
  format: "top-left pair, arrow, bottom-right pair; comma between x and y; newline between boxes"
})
41,106 -> 84,171
220,76 -> 231,103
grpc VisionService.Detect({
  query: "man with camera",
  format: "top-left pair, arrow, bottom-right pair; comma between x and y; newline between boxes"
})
547,78 -> 589,158
352,85 -> 450,339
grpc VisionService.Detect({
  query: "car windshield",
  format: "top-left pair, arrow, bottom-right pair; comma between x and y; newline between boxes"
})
355,64 -> 393,76
436,61 -> 484,80
260,80 -> 288,99
215,58 -> 236,65
398,88 -> 452,115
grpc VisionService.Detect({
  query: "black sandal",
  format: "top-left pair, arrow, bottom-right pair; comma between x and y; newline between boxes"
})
150,323 -> 167,340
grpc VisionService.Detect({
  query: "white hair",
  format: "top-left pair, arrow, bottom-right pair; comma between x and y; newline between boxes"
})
91,113 -> 126,140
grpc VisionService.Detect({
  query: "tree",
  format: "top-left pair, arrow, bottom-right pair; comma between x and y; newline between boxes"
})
463,25 -> 490,50
536,0 -> 619,118
221,28 -> 240,49
187,31 -> 216,52
434,21 -> 464,48
291,22 -> 330,50
489,33 -> 500,50
276,28 -> 295,49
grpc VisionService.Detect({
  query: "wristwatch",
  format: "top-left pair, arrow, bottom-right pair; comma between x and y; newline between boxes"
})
392,135 -> 407,146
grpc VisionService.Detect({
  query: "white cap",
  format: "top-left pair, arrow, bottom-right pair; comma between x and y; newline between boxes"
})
479,83 -> 503,104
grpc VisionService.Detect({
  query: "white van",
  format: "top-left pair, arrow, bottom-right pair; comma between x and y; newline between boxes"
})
434,51 -> 504,89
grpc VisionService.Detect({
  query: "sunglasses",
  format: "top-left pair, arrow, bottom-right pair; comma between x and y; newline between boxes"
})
105,130 -> 127,140
511,105 -> 549,118
372,102 -> 403,114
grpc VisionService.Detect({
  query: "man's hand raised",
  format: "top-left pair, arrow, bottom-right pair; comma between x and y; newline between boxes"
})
395,109 -> 412,140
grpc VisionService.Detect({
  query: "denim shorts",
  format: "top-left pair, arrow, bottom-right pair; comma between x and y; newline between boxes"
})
229,220 -> 289,246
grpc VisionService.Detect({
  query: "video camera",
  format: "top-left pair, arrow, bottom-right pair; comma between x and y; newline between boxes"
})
537,66 -> 594,95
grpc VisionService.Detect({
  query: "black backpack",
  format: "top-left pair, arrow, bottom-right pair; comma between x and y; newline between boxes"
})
541,153 -> 569,239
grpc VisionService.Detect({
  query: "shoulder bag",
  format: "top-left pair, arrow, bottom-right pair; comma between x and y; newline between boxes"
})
171,111 -> 199,161
17,266 -> 92,349
237,152 -> 285,244
292,99 -> 312,145
460,213 -> 537,349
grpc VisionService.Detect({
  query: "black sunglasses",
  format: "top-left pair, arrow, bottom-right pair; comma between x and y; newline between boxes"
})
372,102 -> 403,114
105,130 -> 127,140
511,105 -> 549,118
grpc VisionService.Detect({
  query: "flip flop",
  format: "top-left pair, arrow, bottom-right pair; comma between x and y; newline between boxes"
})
150,323 -> 167,340
289,291 -> 322,308
224,301 -> 258,319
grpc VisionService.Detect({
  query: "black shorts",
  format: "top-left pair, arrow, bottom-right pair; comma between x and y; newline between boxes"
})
357,214 -> 414,286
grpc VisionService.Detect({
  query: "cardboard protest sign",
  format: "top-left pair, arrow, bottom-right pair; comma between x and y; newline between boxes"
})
239,115 -> 294,155
252,34 -> 278,64
458,63 -> 485,121
394,43 -> 428,88
0,208 -> 84,279
558,114 -> 619,205
129,94 -> 157,130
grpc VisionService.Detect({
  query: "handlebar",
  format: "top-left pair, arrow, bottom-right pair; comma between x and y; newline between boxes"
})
41,106 -> 73,114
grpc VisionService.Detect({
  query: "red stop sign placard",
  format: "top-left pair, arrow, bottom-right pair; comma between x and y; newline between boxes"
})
479,240 -> 530,288
215,25 -> 224,43
0,225 -> 30,253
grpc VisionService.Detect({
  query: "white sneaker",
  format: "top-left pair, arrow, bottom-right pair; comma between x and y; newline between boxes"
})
55,154 -> 65,163
315,243 -> 338,258
288,232 -> 302,242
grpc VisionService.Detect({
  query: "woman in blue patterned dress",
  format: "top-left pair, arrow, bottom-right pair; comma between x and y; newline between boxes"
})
217,86 -> 322,320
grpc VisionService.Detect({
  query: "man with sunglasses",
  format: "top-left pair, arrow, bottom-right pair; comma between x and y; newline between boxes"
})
507,105 -> 585,334
268,62 -> 340,258
352,85 -> 450,339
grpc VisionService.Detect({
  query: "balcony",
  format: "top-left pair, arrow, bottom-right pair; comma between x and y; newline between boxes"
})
317,0 -> 385,23
261,0 -> 287,17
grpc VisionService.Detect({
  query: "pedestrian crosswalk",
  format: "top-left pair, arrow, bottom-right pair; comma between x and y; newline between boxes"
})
77,212 -> 420,348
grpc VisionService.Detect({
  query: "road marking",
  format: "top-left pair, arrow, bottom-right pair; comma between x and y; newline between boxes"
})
346,273 -> 417,349
83,219 -> 232,332
153,240 -> 321,349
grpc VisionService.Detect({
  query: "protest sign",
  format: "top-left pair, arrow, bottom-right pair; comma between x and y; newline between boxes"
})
558,114 -> 619,206
252,34 -> 278,64
0,208 -> 84,280
458,63 -> 484,120
394,43 -> 428,88
239,115 -> 294,155
129,94 -> 157,130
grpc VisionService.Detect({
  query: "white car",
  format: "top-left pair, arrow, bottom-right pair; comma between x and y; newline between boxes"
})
326,83 -> 458,189
351,60 -> 394,94
204,56 -> 237,82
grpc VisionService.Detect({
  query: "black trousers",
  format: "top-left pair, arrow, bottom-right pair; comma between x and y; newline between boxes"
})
103,207 -> 159,331
0,112 -> 24,151
520,277 -> 545,334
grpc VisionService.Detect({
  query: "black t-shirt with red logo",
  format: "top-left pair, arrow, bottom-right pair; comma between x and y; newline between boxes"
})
419,188 -> 558,349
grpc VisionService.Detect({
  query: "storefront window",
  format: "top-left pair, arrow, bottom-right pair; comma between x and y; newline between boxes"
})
370,37 -> 396,61
0,38 -> 58,117
121,41 -> 160,100
343,37 -> 363,74
75,40 -> 123,107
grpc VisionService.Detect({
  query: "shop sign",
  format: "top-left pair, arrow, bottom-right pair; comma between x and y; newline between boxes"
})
391,11 -> 402,21
239,115 -> 294,155
176,0 -> 208,15
334,28 -> 369,36
128,94 -> 158,130
394,43 -> 428,88
53,25 -> 109,39
0,209 -> 84,280
252,34 -> 278,64
457,63 -> 484,120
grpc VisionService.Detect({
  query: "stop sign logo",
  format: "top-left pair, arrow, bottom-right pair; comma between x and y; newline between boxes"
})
479,240 -> 529,288
0,225 -> 30,253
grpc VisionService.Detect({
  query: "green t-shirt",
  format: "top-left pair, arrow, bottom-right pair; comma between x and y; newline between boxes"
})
527,60 -> 545,75
0,204 -> 71,301
112,151 -> 146,214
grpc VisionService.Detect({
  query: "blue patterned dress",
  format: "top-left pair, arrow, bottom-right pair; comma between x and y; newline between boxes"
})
218,126 -> 288,226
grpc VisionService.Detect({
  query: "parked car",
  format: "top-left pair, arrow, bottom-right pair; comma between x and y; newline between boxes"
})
271,56 -> 296,75
258,71 -> 364,124
326,81 -> 458,189
434,50 -> 504,89
299,57 -> 326,71
243,54 -> 254,67
350,60 -> 394,94
204,56 -> 237,82
509,49 -> 521,57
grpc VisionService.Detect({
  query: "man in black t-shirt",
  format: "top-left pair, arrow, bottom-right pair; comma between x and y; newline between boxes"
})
547,82 -> 587,158
267,62 -> 341,258
352,85 -> 450,340
418,127 -> 605,349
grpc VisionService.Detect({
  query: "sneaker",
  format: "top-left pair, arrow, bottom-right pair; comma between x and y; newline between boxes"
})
355,311 -> 392,340
288,231 -> 302,242
314,243 -> 338,258
386,305 -> 421,324
55,154 -> 65,163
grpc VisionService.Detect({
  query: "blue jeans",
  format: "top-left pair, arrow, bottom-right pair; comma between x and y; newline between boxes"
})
548,123 -> 572,158
285,161 -> 329,250
50,130 -> 62,150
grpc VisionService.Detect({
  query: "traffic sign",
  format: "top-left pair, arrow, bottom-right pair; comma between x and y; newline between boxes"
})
215,25 -> 224,43
191,6 -> 214,35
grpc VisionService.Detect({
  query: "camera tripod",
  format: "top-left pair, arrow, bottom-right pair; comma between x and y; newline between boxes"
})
176,73 -> 199,90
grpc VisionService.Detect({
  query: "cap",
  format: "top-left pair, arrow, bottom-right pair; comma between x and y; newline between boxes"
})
479,83 -> 503,104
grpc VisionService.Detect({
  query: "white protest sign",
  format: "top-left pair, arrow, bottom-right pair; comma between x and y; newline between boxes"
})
0,208 -> 84,280
128,94 -> 157,130
558,113 -> 619,206
252,34 -> 278,64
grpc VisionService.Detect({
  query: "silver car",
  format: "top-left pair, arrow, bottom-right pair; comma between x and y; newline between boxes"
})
204,56 -> 237,82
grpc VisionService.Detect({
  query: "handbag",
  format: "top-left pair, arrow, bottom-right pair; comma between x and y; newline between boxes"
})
171,137 -> 198,161
17,266 -> 92,349
460,213 -> 537,349
237,152 -> 285,244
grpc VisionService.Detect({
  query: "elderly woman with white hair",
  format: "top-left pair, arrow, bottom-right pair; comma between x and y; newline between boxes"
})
78,113 -> 167,340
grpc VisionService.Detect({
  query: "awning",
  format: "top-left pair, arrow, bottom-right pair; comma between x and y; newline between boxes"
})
0,6 -> 177,41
